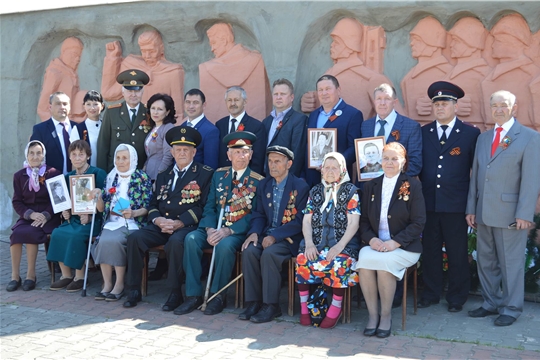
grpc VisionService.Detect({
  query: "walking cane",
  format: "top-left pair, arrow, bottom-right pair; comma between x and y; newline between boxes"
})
201,193 -> 228,311
81,193 -> 99,297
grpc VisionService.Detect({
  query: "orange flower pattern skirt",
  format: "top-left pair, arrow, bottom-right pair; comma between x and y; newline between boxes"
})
295,248 -> 359,288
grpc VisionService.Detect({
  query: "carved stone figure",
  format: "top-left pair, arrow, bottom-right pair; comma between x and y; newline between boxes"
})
301,18 -> 399,119
445,17 -> 492,130
199,23 -> 271,122
401,17 -> 453,124
101,30 -> 185,116
37,37 -> 87,122
481,14 -> 540,130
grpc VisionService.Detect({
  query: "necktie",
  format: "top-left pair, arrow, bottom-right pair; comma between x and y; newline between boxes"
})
232,171 -> 239,185
377,120 -> 387,137
440,125 -> 448,145
229,118 -> 237,134
130,109 -> 137,123
172,168 -> 186,191
187,121 -> 194,128
58,123 -> 72,172
491,127 -> 503,157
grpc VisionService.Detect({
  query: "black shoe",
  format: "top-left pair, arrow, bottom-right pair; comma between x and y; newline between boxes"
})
22,278 -> 36,291
417,298 -> 439,308
162,291 -> 184,312
250,303 -> 282,323
204,294 -> 227,315
238,301 -> 261,321
392,298 -> 402,309
6,277 -> 21,292
149,257 -> 168,281
468,307 -> 498,318
448,303 -> 463,312
364,317 -> 380,336
123,289 -> 142,308
494,315 -> 516,326
174,296 -> 203,315
376,320 -> 392,338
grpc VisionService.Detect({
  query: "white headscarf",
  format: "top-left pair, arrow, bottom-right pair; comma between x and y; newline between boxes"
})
23,140 -> 47,192
320,152 -> 350,212
105,144 -> 138,189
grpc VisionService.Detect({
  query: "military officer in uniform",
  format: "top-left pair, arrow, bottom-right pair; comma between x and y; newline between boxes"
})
239,146 -> 309,323
122,126 -> 214,309
97,69 -> 150,172
418,81 -> 480,312
175,131 -> 264,316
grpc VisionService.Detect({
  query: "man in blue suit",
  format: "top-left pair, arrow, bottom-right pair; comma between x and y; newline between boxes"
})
263,79 -> 307,177
305,75 -> 363,187
361,84 -> 422,177
216,86 -> 266,175
182,89 -> 219,170
239,146 -> 309,323
419,81 -> 480,312
30,92 -> 77,174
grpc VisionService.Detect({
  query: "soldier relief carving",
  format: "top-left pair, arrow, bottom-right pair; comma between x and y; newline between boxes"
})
37,14 -> 540,131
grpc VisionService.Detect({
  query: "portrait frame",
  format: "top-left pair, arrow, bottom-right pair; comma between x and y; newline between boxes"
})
69,174 -> 96,215
45,175 -> 72,214
308,128 -> 337,169
355,136 -> 386,181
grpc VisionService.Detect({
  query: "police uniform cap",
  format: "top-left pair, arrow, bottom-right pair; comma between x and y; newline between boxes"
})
223,131 -> 257,149
427,81 -> 464,102
117,69 -> 150,90
166,126 -> 202,147
266,145 -> 294,161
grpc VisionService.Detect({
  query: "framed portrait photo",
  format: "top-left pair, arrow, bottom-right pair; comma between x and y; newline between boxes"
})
355,136 -> 386,181
69,174 -> 96,215
308,128 -> 337,169
45,175 -> 71,213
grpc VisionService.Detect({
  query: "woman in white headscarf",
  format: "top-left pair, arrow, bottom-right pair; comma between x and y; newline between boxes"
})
92,144 -> 152,301
8,141 -> 62,292
295,152 -> 361,329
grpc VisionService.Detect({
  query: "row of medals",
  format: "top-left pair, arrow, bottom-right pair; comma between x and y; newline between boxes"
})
223,183 -> 256,226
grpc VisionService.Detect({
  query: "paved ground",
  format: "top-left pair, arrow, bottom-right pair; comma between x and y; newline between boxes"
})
1,235 -> 539,359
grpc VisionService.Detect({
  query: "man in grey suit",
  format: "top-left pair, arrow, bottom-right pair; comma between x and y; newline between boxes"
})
466,90 -> 540,326
262,79 -> 307,177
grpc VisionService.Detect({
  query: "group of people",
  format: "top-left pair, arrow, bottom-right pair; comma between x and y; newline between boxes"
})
8,65 -> 540,337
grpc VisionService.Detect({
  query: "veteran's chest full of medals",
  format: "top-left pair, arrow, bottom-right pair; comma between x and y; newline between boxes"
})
219,172 -> 256,227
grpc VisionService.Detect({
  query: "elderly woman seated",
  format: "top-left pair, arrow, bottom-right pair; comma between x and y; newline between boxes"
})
47,140 -> 107,292
354,142 -> 426,338
295,152 -> 360,328
92,144 -> 152,301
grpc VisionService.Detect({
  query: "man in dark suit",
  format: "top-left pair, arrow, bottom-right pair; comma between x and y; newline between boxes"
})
239,146 -> 309,323
361,83 -> 422,177
305,75 -> 363,187
262,79 -> 307,177
418,81 -> 480,312
466,90 -> 540,326
182,89 -> 220,170
97,69 -> 149,172
123,126 -> 214,309
216,86 -> 266,175
30,92 -> 77,174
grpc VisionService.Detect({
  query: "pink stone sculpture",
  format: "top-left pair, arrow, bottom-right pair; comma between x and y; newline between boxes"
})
37,37 -> 87,122
199,23 -> 271,122
445,17 -> 492,130
400,17 -> 453,125
301,18 -> 401,118
481,14 -> 540,130
101,30 -> 185,116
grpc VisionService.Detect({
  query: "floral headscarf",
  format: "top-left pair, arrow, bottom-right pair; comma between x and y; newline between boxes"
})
23,140 -> 46,192
105,144 -> 138,189
320,152 -> 350,211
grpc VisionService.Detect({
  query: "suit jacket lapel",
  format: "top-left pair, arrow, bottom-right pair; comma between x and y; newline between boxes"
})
388,114 -> 404,141
440,119 -> 462,153
131,105 -> 147,131
388,173 -> 407,211
489,122 -> 520,163
426,121 -> 440,150
365,118 -> 376,137
270,110 -> 293,145
373,176 -> 383,222
47,119 -> 64,153
323,100 -> 346,128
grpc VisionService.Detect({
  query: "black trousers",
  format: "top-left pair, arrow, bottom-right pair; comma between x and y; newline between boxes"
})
421,211 -> 470,305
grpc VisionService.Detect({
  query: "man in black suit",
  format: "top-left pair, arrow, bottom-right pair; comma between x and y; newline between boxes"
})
122,126 -> 214,309
30,92 -> 77,174
262,79 -> 307,177
215,86 -> 266,175
418,81 -> 480,312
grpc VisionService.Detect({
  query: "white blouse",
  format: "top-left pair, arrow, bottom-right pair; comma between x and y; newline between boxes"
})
378,173 -> 400,240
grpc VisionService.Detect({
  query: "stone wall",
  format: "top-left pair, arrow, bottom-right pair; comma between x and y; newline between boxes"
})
1,1 -> 539,230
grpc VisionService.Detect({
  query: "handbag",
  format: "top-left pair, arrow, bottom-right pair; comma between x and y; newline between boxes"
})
307,285 -> 329,327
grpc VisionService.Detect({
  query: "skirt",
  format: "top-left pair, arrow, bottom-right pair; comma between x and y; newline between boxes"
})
296,248 -> 359,288
46,221 -> 92,270
10,219 -> 50,245
354,246 -> 420,280
92,227 -> 135,267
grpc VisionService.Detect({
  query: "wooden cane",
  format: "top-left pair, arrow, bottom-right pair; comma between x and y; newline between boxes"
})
201,193 -> 227,311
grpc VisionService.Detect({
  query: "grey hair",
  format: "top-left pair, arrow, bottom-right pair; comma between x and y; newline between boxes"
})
225,86 -> 247,100
373,83 -> 397,99
490,90 -> 516,107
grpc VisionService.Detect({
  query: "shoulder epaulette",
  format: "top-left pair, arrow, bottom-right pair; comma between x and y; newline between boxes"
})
216,166 -> 231,172
108,103 -> 122,109
203,165 -> 214,172
249,171 -> 264,181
